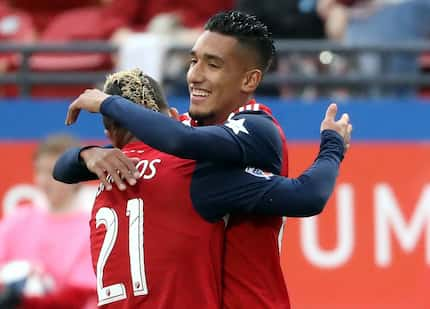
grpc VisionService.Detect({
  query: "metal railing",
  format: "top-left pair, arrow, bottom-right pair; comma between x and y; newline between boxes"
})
162,40 -> 430,96
1,40 -> 430,97
0,41 -> 117,96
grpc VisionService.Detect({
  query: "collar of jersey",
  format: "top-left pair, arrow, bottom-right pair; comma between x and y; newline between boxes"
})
181,99 -> 273,127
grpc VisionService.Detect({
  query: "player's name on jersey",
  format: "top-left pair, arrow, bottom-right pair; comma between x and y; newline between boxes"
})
96,158 -> 161,196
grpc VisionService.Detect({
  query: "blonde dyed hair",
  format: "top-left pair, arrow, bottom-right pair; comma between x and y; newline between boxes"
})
103,68 -> 160,112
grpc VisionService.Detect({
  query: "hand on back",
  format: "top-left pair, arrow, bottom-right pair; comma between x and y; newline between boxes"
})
81,147 -> 140,191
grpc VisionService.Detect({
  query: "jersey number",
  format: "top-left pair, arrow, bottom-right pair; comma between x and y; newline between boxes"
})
95,198 -> 148,305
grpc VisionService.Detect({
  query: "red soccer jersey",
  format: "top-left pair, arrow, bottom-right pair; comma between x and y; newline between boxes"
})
89,141 -> 224,308
181,101 -> 291,308
222,101 -> 290,309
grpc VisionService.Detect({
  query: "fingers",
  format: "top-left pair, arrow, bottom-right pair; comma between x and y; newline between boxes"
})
339,112 -> 350,125
85,157 -> 113,191
102,153 -> 137,191
324,103 -> 338,122
130,157 -> 140,165
321,103 -> 352,154
82,148 -> 141,191
108,150 -> 140,186
108,168 -> 127,191
94,151 -> 139,191
343,123 -> 353,153
126,157 -> 141,178
320,103 -> 339,132
90,166 -> 113,191
346,123 -> 353,143
65,89 -> 107,125
84,152 -> 123,191
95,157 -> 127,191
114,154 -> 140,186
65,101 -> 81,125
169,107 -> 180,120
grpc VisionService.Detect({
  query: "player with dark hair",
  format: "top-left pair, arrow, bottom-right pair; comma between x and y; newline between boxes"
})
204,10 -> 275,73
59,75 -> 350,309
58,11 -> 352,308
184,10 -> 279,126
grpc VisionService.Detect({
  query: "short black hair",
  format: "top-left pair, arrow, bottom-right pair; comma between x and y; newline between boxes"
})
204,10 -> 275,73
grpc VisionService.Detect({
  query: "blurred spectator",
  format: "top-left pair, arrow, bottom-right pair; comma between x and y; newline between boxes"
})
0,134 -> 96,309
236,0 -> 325,39
236,0 -> 327,98
318,0 -> 430,96
112,0 -> 233,85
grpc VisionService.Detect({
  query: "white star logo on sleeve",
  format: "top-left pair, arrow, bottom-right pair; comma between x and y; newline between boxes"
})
225,118 -> 249,135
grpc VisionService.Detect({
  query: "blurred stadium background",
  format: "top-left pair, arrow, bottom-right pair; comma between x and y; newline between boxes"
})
0,0 -> 429,308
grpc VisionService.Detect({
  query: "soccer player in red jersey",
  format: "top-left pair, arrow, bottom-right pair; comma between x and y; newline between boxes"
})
87,70 -> 224,308
59,11 -> 352,308
57,68 -> 349,308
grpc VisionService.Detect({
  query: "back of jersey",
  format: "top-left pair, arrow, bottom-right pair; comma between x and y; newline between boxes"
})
90,142 -> 224,309
223,118 -> 290,309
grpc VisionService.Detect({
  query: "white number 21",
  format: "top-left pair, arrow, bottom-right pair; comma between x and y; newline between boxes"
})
95,198 -> 148,305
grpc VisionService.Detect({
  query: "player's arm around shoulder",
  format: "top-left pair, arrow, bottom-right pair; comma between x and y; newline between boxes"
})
53,145 -> 139,191
193,103 -> 352,219
221,112 -> 283,170
53,146 -> 98,184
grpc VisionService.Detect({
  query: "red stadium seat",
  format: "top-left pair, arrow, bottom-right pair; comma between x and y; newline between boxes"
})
0,4 -> 36,97
25,7 -> 115,98
8,0 -> 100,33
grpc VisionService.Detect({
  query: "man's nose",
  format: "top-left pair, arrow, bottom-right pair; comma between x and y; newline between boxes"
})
187,62 -> 205,84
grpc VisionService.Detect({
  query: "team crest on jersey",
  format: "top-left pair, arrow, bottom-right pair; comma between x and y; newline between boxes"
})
225,118 -> 249,135
244,167 -> 273,179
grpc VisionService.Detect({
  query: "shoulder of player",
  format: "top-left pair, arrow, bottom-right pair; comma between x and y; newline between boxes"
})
226,112 -> 279,136
230,110 -> 276,125
124,144 -> 194,167
122,142 -> 158,159
232,109 -> 272,118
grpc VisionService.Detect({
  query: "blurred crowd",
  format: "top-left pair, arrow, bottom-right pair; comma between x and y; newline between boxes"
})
0,134 -> 97,309
0,0 -> 429,98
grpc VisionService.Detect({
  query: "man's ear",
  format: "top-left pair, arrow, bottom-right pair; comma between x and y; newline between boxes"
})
168,107 -> 180,120
241,69 -> 262,93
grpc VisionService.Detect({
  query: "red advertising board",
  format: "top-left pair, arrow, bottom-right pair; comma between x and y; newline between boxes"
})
282,143 -> 430,308
0,142 -> 429,307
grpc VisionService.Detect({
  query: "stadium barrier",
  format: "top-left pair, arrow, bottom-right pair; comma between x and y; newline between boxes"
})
0,41 -> 116,96
2,40 -> 430,96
